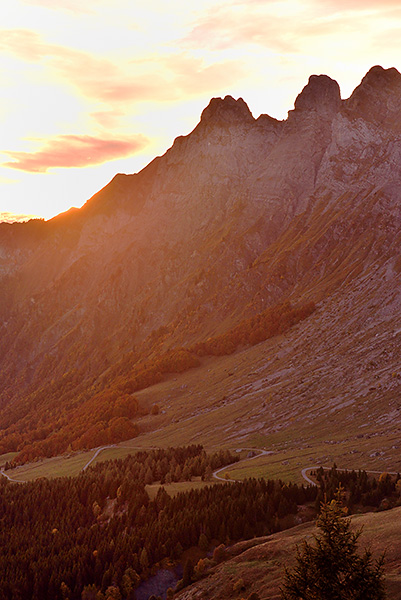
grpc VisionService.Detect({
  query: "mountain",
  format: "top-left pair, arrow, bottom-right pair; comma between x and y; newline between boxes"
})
1,65 -> 401,470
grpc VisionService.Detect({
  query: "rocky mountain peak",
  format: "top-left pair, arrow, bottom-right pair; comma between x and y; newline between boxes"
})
293,74 -> 341,116
2,65 -> 401,475
345,65 -> 401,130
199,95 -> 254,127
360,64 -> 401,88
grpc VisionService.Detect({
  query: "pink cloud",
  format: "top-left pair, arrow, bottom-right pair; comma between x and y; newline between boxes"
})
0,29 -> 51,61
90,110 -> 125,129
2,134 -> 148,173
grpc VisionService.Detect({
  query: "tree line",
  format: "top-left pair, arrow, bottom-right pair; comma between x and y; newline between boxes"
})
313,465 -> 401,512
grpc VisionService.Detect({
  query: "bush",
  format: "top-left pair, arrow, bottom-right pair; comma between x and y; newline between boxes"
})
233,578 -> 245,593
213,543 -> 226,563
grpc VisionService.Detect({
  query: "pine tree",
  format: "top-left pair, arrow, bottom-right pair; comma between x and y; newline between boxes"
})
139,547 -> 149,571
198,532 -> 209,552
281,496 -> 386,599
182,559 -> 194,587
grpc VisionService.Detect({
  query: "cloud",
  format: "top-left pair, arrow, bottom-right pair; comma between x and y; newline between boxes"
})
0,212 -> 40,223
183,0 -> 401,55
161,53 -> 245,94
90,110 -> 125,129
0,29 -> 51,61
19,0 -> 103,14
185,8 -> 296,53
2,134 -> 148,173
318,0 -> 401,8
0,29 -> 164,102
0,29 -> 246,105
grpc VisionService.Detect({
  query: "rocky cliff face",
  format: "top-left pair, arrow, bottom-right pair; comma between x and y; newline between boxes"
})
1,66 -> 401,460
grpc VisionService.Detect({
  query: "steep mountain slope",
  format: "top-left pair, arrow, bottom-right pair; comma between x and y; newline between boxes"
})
1,65 -> 401,464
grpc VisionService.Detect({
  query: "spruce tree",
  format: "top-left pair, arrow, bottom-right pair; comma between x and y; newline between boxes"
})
281,496 -> 386,599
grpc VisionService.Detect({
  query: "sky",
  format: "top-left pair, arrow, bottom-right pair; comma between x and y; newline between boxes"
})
1,0 -> 400,222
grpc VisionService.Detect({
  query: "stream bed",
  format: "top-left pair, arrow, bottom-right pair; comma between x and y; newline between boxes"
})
135,567 -> 182,600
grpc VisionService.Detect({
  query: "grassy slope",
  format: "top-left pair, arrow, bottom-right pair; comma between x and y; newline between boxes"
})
177,506 -> 401,600
146,477 -> 220,500
2,263 -> 401,486
2,312 -> 400,484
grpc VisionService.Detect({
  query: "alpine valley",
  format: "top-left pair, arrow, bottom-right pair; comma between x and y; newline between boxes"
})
2,65 -> 401,600
1,64 -> 401,478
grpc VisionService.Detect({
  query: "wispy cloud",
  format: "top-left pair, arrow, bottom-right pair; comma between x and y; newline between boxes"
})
161,53 -> 245,94
19,0 -> 102,14
183,0 -> 401,55
0,29 -> 164,102
318,0 -> 401,8
184,8 -> 296,52
90,110 -> 125,129
0,29 -> 53,61
0,29 -> 246,105
2,134 -> 148,173
0,211 -> 40,223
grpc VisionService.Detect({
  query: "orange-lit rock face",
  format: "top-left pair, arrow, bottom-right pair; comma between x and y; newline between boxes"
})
1,66 -> 401,463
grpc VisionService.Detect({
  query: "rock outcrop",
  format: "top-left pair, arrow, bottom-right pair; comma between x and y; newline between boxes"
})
345,65 -> 401,131
294,74 -> 341,116
200,95 -> 255,127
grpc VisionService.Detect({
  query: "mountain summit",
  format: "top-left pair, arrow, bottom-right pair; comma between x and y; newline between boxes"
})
200,95 -> 254,126
1,66 -> 401,471
294,74 -> 341,115
346,65 -> 401,130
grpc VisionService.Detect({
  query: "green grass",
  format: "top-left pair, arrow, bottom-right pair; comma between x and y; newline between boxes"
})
146,477 -> 219,499
221,564 -> 241,576
218,456 -> 306,485
0,452 -> 18,466
90,446 -> 139,466
3,451 -> 95,481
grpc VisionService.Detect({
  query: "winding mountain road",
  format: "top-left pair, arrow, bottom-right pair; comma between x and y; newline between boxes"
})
1,443 -> 397,488
301,467 -> 320,486
213,448 -> 274,482
81,445 -> 116,471
300,465 -> 400,487
0,468 -> 20,483
213,452 -> 399,488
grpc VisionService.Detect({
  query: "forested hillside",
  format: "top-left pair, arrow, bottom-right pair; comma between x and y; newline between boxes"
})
0,446 -> 315,600
1,445 -> 400,600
